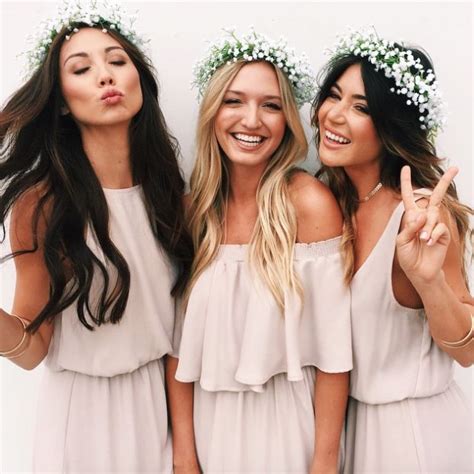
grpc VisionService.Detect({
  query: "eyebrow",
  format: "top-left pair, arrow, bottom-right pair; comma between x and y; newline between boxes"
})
226,90 -> 282,100
63,46 -> 125,66
332,82 -> 367,101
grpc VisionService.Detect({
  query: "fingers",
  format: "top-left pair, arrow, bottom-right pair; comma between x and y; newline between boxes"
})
419,206 -> 440,242
400,166 -> 417,211
426,222 -> 450,247
429,166 -> 458,207
397,212 -> 427,247
419,166 -> 457,241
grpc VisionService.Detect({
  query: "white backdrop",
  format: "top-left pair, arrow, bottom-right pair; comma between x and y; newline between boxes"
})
1,0 -> 473,471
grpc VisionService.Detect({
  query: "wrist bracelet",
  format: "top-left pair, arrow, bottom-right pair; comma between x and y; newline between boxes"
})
439,315 -> 474,349
0,313 -> 31,357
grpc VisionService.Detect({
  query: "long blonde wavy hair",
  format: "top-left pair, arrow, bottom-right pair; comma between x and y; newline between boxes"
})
186,60 -> 308,309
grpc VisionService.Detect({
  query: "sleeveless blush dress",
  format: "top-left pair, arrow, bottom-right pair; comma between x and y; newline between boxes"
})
33,186 -> 176,473
175,238 -> 353,473
344,197 -> 473,473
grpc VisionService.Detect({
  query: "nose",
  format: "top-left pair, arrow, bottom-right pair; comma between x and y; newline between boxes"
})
326,99 -> 346,125
97,65 -> 115,87
241,104 -> 262,129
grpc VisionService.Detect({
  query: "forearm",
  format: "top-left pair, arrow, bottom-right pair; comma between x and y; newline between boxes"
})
311,370 -> 349,473
413,273 -> 473,366
165,356 -> 200,472
0,308 -> 49,370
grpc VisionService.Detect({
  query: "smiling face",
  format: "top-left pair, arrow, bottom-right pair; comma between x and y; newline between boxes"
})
318,63 -> 383,171
59,27 -> 143,129
214,61 -> 287,172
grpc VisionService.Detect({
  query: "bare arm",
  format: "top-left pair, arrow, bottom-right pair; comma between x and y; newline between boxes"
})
311,371 -> 349,473
165,356 -> 200,473
290,172 -> 349,470
397,166 -> 473,367
0,189 -> 54,369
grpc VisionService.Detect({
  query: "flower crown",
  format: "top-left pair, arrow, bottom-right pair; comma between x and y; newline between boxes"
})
327,27 -> 446,138
23,0 -> 147,78
193,28 -> 317,108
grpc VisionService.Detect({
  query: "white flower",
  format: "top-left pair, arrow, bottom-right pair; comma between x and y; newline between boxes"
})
327,26 -> 446,137
23,0 -> 148,79
193,27 -> 317,107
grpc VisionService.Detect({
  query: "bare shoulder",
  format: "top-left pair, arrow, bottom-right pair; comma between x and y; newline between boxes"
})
288,171 -> 343,243
10,184 -> 51,251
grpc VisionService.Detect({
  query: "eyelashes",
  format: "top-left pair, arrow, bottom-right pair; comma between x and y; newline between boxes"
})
73,67 -> 89,75
222,98 -> 282,111
264,102 -> 282,111
327,91 -> 370,114
223,98 -> 240,105
72,60 -> 126,75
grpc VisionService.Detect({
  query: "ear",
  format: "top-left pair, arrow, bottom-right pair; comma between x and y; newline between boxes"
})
60,104 -> 70,116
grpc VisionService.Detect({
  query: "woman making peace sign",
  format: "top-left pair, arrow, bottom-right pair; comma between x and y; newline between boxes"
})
312,29 -> 473,473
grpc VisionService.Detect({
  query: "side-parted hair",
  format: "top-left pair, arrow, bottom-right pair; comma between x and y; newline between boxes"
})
0,25 -> 194,332
311,49 -> 473,283
186,60 -> 308,309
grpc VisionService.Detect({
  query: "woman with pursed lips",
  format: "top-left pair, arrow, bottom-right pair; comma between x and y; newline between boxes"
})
0,3 -> 192,471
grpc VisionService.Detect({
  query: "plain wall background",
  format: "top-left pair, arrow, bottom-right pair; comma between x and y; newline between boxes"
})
1,0 -> 472,471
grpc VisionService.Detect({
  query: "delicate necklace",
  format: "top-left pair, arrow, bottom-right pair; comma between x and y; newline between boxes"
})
358,182 -> 383,203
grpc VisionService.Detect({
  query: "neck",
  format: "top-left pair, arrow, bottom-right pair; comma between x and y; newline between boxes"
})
344,162 -> 382,201
80,123 -> 133,189
228,162 -> 265,206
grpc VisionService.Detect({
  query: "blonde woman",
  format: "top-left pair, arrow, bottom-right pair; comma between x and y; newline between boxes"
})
166,29 -> 352,473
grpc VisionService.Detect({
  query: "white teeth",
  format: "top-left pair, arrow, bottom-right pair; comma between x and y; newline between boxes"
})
325,130 -> 350,144
234,133 -> 264,144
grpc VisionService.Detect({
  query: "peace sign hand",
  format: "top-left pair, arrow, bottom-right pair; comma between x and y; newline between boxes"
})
396,165 -> 458,286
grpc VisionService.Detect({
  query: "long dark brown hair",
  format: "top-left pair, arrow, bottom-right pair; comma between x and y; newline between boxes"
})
0,24 -> 193,332
311,49 -> 473,283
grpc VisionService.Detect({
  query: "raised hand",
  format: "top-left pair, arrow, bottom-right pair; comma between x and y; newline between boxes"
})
396,165 -> 458,285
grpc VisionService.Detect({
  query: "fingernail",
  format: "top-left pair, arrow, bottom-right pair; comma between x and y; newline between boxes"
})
420,231 -> 428,240
427,238 -> 434,246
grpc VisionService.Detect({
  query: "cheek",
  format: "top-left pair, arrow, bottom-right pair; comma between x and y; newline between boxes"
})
127,69 -> 143,107
272,117 -> 286,143
214,110 -> 231,141
317,102 -> 329,125
357,121 -> 382,155
60,77 -> 92,113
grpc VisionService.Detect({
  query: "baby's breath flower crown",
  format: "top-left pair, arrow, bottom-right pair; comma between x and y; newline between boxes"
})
23,0 -> 147,78
193,28 -> 317,108
327,27 -> 446,138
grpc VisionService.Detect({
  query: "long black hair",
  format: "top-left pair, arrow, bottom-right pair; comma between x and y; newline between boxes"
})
0,24 -> 193,332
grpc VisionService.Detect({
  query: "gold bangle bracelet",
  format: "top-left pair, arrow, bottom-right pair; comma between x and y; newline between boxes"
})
440,315 -> 474,349
6,334 -> 31,359
0,313 -> 30,357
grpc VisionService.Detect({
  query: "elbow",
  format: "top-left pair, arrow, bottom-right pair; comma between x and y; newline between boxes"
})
13,345 -> 48,371
452,347 -> 474,368
455,356 -> 473,368
20,356 -> 45,371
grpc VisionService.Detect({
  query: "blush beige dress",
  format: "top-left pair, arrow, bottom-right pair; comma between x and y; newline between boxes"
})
175,238 -> 352,473
344,198 -> 473,473
33,186 -> 175,473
